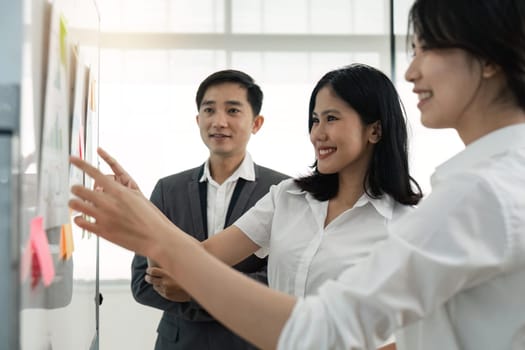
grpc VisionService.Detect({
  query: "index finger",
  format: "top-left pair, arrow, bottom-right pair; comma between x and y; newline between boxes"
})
144,274 -> 161,284
97,147 -> 130,179
146,267 -> 167,277
70,156 -> 119,194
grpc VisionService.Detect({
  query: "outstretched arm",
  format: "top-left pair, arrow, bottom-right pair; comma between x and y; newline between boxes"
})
69,156 -> 295,349
97,147 -> 261,266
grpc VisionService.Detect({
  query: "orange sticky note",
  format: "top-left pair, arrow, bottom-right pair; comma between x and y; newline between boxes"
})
60,225 -> 66,259
59,222 -> 74,260
29,216 -> 55,287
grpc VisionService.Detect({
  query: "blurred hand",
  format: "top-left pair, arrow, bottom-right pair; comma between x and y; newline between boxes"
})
378,342 -> 397,350
146,267 -> 191,302
69,155 -> 172,258
94,147 -> 141,193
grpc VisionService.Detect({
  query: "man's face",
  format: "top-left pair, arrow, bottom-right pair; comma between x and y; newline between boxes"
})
196,82 -> 263,159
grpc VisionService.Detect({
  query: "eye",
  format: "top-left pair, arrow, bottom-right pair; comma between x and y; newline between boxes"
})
418,37 -> 429,49
411,38 -> 430,57
202,107 -> 214,114
228,108 -> 241,114
327,115 -> 338,122
410,43 -> 417,57
311,116 -> 319,124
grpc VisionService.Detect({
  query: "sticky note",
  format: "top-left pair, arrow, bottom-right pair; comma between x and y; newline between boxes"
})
59,15 -> 68,66
59,222 -> 74,260
29,216 -> 55,287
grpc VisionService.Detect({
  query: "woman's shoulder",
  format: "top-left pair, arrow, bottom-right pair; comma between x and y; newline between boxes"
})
275,178 -> 304,192
268,178 -> 306,200
391,195 -> 418,219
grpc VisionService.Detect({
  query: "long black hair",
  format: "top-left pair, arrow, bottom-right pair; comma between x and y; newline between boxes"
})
295,64 -> 422,205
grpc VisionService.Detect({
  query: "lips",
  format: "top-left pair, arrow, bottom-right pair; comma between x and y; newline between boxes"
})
413,89 -> 433,109
318,147 -> 336,159
209,133 -> 231,138
417,91 -> 433,101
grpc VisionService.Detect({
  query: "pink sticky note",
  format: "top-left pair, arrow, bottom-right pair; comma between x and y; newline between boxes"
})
30,216 -> 55,287
31,247 -> 40,289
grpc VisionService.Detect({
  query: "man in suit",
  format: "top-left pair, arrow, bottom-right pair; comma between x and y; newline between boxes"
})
131,69 -> 289,349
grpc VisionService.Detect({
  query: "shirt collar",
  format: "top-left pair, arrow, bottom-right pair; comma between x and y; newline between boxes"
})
199,152 -> 255,183
432,124 -> 525,183
288,185 -> 395,220
353,193 -> 394,220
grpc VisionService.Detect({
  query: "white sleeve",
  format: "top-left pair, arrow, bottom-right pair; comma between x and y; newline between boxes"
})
234,182 -> 282,258
278,174 -> 510,349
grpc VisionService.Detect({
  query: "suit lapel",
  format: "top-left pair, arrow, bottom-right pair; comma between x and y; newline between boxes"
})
225,164 -> 259,226
226,180 -> 256,226
188,165 -> 207,241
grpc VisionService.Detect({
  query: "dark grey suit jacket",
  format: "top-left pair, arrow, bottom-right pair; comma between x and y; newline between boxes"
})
131,163 -> 288,350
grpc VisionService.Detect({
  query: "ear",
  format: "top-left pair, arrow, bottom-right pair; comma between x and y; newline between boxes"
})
482,61 -> 501,78
196,115 -> 200,125
368,121 -> 382,144
251,115 -> 264,134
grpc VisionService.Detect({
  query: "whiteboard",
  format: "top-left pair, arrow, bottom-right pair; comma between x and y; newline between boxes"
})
16,0 -> 101,349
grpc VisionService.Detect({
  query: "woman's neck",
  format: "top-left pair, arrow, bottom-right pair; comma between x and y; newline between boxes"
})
457,103 -> 525,145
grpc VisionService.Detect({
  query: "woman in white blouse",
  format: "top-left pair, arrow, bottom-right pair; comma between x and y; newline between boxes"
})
196,64 -> 422,301
144,65 -> 421,303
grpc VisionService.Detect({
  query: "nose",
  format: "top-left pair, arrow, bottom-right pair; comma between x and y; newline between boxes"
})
404,56 -> 420,83
212,110 -> 228,128
310,123 -> 328,142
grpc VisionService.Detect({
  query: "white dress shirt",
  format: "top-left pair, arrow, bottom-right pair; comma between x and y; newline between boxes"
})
278,124 -> 525,350
200,153 -> 255,237
234,179 -> 413,297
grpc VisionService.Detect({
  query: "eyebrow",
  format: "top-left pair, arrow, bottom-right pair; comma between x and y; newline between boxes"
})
313,109 -> 341,117
201,100 -> 244,107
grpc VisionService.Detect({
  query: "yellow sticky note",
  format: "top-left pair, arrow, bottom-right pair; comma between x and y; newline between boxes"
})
59,15 -> 68,66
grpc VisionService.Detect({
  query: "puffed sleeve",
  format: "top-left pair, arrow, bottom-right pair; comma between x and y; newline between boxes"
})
234,180 -> 286,258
